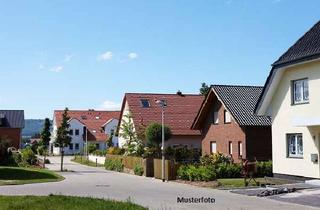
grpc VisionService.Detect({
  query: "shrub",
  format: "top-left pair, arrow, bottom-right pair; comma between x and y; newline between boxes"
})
216,163 -> 242,178
21,148 -> 37,166
177,165 -> 216,181
44,158 -> 51,164
134,164 -> 144,176
37,145 -> 46,155
107,147 -> 125,155
165,146 -> 201,162
145,123 -> 171,147
105,158 -> 123,172
256,161 -> 272,177
92,150 -> 107,156
88,143 -> 97,154
200,153 -> 232,166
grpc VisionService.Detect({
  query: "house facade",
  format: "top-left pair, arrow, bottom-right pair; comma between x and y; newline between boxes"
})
0,110 -> 24,149
50,110 -> 120,155
192,85 -> 272,162
118,92 -> 204,149
256,21 -> 320,179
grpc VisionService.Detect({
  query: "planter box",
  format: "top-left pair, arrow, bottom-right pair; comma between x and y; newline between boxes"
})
153,159 -> 179,180
106,154 -> 154,177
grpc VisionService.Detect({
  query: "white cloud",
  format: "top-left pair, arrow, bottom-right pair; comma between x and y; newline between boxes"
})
128,52 -> 138,60
98,51 -> 113,61
49,66 -> 64,73
98,100 -> 121,110
64,54 -> 74,62
39,64 -> 45,70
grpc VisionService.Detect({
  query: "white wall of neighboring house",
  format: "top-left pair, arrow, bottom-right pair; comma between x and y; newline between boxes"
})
103,118 -> 119,147
269,60 -> 320,178
118,101 -> 134,148
50,118 -> 85,155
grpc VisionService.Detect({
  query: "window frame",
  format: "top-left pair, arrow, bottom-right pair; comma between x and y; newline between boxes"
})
69,129 -> 73,136
213,111 -> 219,124
210,141 -> 217,154
238,141 -> 242,158
75,129 -> 80,136
69,143 -> 73,150
228,141 -> 233,155
292,78 -> 309,105
140,99 -> 151,108
287,133 -> 303,158
75,143 -> 79,150
224,110 -> 231,124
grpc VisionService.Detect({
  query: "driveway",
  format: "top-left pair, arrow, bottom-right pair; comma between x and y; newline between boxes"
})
0,156 -> 316,210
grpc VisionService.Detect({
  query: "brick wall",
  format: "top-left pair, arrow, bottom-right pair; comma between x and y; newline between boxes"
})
0,128 -> 22,149
201,100 -> 246,162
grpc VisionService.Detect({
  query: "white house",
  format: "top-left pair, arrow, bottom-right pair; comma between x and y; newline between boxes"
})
50,110 -> 120,155
256,21 -> 320,179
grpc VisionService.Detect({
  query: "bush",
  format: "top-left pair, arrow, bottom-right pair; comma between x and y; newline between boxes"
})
88,144 -> 97,154
105,158 -> 123,172
165,146 -> 201,162
37,145 -> 46,155
177,165 -> 216,181
20,148 -> 37,166
145,123 -> 171,147
200,153 -> 232,166
92,150 -> 107,156
134,164 -> 144,176
256,161 -> 272,177
107,147 -> 125,155
44,158 -> 51,164
216,163 -> 242,178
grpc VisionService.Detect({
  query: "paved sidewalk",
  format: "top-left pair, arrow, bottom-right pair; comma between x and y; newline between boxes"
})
0,156 -> 316,210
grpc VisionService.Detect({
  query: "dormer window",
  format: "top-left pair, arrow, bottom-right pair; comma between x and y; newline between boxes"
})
95,116 -> 100,119
140,99 -> 150,108
292,78 -> 309,104
92,130 -> 96,133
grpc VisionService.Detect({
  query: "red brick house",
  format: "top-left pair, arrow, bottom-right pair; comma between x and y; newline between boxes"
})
192,85 -> 272,162
0,110 -> 25,149
118,92 -> 204,148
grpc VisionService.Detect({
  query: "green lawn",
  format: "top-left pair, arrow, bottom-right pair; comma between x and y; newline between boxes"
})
71,156 -> 104,167
217,177 -> 294,188
0,195 -> 147,210
0,167 -> 64,185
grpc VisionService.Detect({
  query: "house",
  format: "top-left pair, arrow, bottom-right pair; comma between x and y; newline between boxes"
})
192,85 -> 272,162
118,92 -> 204,148
50,110 -> 120,155
256,21 -> 320,179
0,110 -> 25,149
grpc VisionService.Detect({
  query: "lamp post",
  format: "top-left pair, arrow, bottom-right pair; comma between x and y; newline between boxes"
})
155,99 -> 166,182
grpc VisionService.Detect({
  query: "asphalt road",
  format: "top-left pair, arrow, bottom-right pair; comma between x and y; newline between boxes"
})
0,156 -> 316,210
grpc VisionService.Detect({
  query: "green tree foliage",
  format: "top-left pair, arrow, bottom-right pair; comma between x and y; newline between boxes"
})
54,108 -> 71,171
120,112 -> 144,156
199,82 -> 210,96
145,123 -> 171,147
88,143 -> 97,154
39,118 -> 51,167
106,135 -> 113,148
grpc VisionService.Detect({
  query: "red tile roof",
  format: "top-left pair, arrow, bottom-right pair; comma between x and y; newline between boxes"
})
120,93 -> 204,136
54,110 -> 120,142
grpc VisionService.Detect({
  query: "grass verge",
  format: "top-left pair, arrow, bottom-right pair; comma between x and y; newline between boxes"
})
0,195 -> 147,210
0,167 -> 64,185
217,177 -> 294,188
71,155 -> 104,167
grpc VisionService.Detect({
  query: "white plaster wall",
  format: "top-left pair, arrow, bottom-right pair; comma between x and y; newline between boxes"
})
270,60 -> 320,178
88,155 -> 106,165
118,101 -> 135,148
103,118 -> 119,147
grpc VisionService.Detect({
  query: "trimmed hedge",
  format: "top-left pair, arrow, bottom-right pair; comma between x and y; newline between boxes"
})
105,154 -> 145,174
105,158 -> 123,172
177,165 -> 216,181
256,161 -> 272,177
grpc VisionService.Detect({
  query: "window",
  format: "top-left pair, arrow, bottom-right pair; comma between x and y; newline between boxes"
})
96,143 -> 100,150
287,134 -> 303,158
210,141 -> 217,154
69,143 -> 73,150
228,141 -> 233,155
75,143 -> 79,150
292,79 -> 309,104
110,129 -> 114,136
213,111 -> 219,124
224,110 -> 231,123
69,129 -> 73,135
238,142 -> 243,157
92,130 -> 96,133
75,129 -> 79,136
140,99 -> 150,108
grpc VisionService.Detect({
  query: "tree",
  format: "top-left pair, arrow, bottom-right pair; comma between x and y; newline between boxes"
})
199,82 -> 210,96
119,112 -> 144,156
54,108 -> 71,171
39,118 -> 51,168
106,135 -> 113,148
145,123 -> 171,147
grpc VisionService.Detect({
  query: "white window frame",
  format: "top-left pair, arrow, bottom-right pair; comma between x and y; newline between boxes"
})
224,110 -> 231,123
213,111 -> 219,124
140,99 -> 150,108
238,141 -> 242,157
292,78 -> 309,104
229,141 -> 233,155
210,141 -> 217,154
287,133 -> 303,158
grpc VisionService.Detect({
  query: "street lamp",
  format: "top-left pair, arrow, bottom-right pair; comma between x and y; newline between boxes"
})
155,99 -> 166,182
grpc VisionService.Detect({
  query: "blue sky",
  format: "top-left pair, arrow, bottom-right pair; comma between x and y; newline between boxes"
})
1,0 -> 319,118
